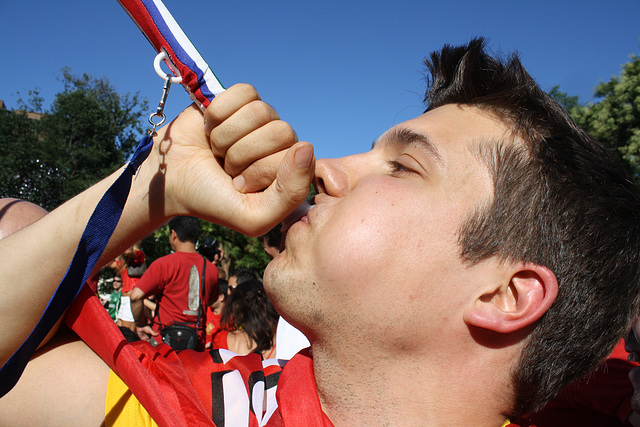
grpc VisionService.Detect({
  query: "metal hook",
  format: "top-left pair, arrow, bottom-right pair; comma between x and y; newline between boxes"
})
148,73 -> 173,135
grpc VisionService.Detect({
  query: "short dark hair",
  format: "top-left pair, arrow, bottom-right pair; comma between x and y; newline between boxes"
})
168,216 -> 200,243
424,38 -> 640,416
259,226 -> 282,249
218,278 -> 229,296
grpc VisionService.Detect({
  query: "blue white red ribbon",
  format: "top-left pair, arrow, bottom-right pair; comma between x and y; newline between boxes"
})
118,0 -> 225,110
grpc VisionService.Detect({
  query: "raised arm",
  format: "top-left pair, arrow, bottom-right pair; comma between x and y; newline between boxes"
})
0,83 -> 315,365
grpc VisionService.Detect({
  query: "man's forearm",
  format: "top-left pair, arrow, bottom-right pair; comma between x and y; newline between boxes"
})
131,297 -> 146,327
0,136 -> 168,365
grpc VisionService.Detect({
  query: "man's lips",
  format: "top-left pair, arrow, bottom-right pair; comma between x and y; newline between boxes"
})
280,201 -> 314,251
281,201 -> 314,233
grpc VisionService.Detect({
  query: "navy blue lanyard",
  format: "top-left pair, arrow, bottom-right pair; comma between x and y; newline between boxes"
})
0,134 -> 154,397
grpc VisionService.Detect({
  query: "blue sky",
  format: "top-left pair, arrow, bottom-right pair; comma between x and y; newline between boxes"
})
1,1 -> 639,160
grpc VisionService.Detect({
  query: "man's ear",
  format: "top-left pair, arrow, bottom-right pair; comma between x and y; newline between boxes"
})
463,263 -> 558,334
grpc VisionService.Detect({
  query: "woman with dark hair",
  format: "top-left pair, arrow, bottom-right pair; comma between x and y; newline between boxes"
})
221,279 -> 279,359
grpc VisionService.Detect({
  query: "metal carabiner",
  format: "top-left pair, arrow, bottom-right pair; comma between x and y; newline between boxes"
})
148,73 -> 173,135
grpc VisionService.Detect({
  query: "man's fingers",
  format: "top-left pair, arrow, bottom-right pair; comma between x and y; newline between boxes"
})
204,83 -> 261,134
209,100 -> 281,158
232,152 -> 285,193
197,83 -> 313,237
224,120 -> 297,177
240,142 -> 315,237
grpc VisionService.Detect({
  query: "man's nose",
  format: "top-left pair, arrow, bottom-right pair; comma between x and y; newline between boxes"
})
314,158 -> 350,197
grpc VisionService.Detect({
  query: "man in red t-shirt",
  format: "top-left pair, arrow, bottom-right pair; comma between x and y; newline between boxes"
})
130,216 -> 218,350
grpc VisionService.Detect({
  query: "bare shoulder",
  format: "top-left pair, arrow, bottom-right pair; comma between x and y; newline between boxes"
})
0,327 -> 110,426
227,330 -> 256,355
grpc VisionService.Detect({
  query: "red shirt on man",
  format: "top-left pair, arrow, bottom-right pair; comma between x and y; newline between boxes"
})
135,251 -> 218,342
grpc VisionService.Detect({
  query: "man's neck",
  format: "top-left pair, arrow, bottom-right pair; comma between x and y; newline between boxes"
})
310,341 -> 515,426
172,240 -> 197,253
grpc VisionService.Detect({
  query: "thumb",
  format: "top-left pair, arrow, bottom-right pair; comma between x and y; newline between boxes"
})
245,142 -> 315,237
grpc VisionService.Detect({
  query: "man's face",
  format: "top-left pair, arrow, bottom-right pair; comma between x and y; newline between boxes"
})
265,104 -> 510,348
113,276 -> 122,291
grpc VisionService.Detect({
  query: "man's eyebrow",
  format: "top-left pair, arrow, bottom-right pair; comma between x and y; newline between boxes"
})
374,127 -> 445,167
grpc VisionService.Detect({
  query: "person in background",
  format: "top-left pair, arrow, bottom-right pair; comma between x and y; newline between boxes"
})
212,268 -> 260,350
116,244 -> 147,331
221,279 -> 279,359
226,267 -> 259,294
130,216 -> 219,350
259,226 -> 283,260
107,274 -> 123,322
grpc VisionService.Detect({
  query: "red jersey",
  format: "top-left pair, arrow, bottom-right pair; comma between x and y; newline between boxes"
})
68,284 -> 533,426
116,343 -> 529,426
120,268 -> 139,293
205,307 -> 222,347
135,251 -> 218,335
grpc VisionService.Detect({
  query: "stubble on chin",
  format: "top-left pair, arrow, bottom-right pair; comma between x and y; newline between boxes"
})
263,261 -> 324,339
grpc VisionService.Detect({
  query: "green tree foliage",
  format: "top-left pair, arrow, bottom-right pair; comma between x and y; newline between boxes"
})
200,222 -> 271,274
570,53 -> 640,178
0,69 -> 147,209
548,85 -> 581,111
0,107 -> 64,209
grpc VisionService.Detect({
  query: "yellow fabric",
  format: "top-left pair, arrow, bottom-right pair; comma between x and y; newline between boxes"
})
501,420 -> 512,427
104,370 -> 158,427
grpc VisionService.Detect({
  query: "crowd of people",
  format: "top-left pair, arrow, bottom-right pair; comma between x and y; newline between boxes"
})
96,218 -> 291,357
1,38 -> 640,425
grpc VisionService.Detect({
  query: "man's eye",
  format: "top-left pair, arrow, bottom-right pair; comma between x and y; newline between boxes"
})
388,160 -> 415,174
